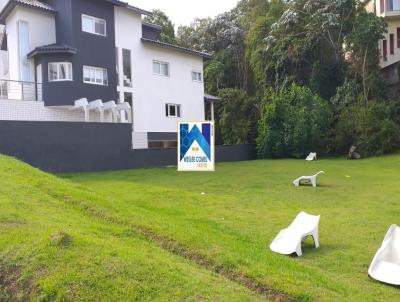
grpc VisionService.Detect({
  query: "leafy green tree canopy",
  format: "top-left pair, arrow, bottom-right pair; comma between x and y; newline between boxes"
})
144,10 -> 176,44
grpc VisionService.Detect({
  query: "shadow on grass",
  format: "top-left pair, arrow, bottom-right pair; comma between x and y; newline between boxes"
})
367,276 -> 400,289
284,241 -> 349,258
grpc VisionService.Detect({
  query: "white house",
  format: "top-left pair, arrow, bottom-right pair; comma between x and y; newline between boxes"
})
0,0 -> 214,149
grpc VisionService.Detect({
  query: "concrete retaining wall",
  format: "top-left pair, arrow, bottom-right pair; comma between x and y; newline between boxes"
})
0,121 -> 256,172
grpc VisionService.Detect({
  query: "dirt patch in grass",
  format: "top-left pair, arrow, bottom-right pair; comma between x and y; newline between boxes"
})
0,262 -> 33,302
135,226 -> 291,302
50,232 -> 73,247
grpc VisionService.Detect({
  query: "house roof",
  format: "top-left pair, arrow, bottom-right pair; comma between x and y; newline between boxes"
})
27,44 -> 78,58
141,38 -> 212,59
106,0 -> 152,16
0,0 -> 55,24
0,0 -> 151,24
142,22 -> 162,31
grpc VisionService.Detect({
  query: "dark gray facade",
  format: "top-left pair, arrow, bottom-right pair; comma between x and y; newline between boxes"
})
35,0 -> 118,106
0,121 -> 256,173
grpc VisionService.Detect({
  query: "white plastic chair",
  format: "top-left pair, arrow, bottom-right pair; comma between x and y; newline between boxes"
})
368,225 -> 400,285
306,152 -> 317,161
293,171 -> 325,188
270,211 -> 320,257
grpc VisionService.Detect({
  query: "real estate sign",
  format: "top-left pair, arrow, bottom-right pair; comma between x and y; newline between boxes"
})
177,121 -> 215,171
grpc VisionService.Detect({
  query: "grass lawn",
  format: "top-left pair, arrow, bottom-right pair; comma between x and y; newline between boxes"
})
1,154 -> 400,301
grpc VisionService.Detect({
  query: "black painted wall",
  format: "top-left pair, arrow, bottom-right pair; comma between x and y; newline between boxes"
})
0,121 -> 256,173
39,0 -> 118,106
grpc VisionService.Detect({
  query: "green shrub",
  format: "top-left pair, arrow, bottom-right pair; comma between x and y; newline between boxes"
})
217,88 -> 259,145
257,84 -> 332,158
333,100 -> 400,156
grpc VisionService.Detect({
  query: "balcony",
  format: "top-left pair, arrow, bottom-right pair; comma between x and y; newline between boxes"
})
380,0 -> 400,19
0,79 -> 43,101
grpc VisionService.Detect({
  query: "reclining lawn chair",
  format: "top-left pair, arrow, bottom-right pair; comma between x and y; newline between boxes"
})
368,224 -> 400,286
306,152 -> 317,161
293,171 -> 325,188
270,211 -> 320,257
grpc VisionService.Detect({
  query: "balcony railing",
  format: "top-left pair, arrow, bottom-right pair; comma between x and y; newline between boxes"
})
0,79 -> 42,101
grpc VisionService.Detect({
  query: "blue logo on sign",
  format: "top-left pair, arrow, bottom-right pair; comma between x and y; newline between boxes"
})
180,123 -> 211,161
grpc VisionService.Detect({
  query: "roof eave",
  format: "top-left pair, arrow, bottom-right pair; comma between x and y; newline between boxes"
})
204,94 -> 221,102
106,0 -> 152,16
141,38 -> 212,59
0,1 -> 56,25
27,48 -> 78,59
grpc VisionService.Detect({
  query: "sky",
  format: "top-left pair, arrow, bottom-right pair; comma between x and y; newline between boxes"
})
129,0 -> 239,27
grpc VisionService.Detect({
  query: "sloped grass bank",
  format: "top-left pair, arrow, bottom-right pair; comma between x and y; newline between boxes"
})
0,156 -> 263,301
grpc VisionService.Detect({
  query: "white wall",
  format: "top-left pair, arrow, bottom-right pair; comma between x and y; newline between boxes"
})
0,50 -> 8,77
0,99 -> 113,122
5,6 -> 56,86
0,0 -> 7,11
114,7 -> 205,134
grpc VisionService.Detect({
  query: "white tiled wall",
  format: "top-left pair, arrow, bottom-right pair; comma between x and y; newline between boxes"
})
0,99 -> 113,122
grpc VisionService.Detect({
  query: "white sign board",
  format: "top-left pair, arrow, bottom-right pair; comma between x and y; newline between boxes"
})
177,121 -> 215,171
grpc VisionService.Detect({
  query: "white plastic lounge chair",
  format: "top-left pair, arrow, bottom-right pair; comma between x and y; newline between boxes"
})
368,225 -> 400,285
306,152 -> 317,161
293,171 -> 325,188
270,211 -> 320,257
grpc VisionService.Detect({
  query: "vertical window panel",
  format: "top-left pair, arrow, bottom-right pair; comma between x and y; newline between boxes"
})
383,39 -> 388,61
122,48 -> 132,87
390,34 -> 394,54
397,28 -> 400,48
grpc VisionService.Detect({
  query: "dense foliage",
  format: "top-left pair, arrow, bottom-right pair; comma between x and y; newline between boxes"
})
257,84 -> 331,158
153,0 -> 400,157
217,88 -> 259,144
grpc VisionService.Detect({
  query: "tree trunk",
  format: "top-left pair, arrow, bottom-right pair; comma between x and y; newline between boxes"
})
362,47 -> 368,106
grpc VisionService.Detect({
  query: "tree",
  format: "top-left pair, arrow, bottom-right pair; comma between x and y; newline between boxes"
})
345,10 -> 387,103
144,10 -> 176,44
217,89 -> 259,144
248,0 -> 357,99
177,18 -> 213,52
204,60 -> 224,95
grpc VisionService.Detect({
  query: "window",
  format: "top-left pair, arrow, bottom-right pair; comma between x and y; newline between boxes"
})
388,0 -> 400,11
48,62 -> 73,82
83,66 -> 108,85
397,28 -> 400,48
82,14 -> 106,36
123,49 -> 132,87
116,47 -> 119,86
120,92 -> 133,122
381,0 -> 384,13
148,140 -> 177,149
153,60 -> 169,76
124,92 -> 132,107
165,103 -> 181,118
18,21 -> 30,81
383,39 -> 388,61
390,34 -> 395,55
192,71 -> 202,82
